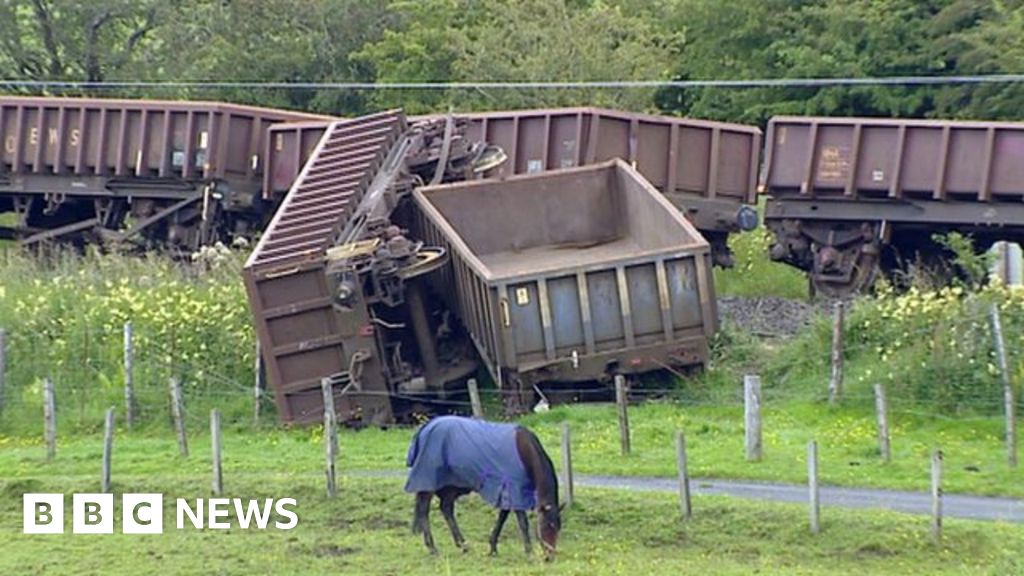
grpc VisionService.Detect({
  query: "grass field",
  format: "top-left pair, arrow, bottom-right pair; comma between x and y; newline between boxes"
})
2,435 -> 1023,576
1,395 -> 1021,498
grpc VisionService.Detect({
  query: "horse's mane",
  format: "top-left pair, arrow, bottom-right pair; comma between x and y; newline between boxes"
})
520,426 -> 559,504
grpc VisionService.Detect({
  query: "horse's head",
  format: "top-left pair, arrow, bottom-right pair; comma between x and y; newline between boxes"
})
537,502 -> 563,561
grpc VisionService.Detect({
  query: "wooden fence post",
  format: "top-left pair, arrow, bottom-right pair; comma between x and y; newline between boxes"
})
169,377 -> 189,457
989,305 -> 1018,468
43,377 -> 56,460
322,378 -> 338,498
468,378 -> 484,419
874,383 -> 892,463
996,242 -> 1010,284
744,374 -> 762,461
0,328 -> 6,418
102,407 -> 115,492
253,340 -> 265,426
676,430 -> 692,520
808,440 -> 820,534
829,301 -> 844,405
931,449 -> 943,545
211,409 -> 222,496
123,322 -> 136,429
614,375 -> 631,456
561,423 -> 574,507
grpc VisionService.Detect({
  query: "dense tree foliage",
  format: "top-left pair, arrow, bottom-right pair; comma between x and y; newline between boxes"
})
0,0 -> 1022,123
354,0 -> 671,112
0,0 -> 164,83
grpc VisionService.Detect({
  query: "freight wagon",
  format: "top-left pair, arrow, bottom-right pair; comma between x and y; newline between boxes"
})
244,111 -> 717,425
0,96 -> 328,248
762,116 -> 1024,297
414,160 -> 716,411
263,107 -> 762,268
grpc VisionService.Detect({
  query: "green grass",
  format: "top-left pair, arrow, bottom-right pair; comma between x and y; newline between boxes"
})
1,393 -> 1020,498
1,444 -> 1023,575
713,216 -> 807,299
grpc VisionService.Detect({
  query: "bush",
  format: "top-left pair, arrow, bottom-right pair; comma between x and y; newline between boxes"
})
763,278 -> 1022,414
844,282 -> 1020,412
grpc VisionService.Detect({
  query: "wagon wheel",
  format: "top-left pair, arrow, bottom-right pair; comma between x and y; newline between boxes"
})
810,250 -> 879,299
501,374 -> 535,417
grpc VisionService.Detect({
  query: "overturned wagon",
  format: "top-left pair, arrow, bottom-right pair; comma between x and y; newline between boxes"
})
245,111 -> 512,425
0,96 -> 327,248
763,116 -> 1024,296
414,159 -> 717,410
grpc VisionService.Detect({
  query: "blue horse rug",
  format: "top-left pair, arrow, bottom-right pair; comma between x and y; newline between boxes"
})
404,415 -> 536,510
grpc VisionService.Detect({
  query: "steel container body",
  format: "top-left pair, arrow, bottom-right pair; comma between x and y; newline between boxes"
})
413,159 -> 717,387
763,116 -> 1024,202
264,121 -> 338,200
0,96 -> 331,247
0,96 -> 328,185
454,108 -> 760,206
244,111 -> 408,425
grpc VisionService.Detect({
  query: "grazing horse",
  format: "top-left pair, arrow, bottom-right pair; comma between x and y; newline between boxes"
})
404,415 -> 562,560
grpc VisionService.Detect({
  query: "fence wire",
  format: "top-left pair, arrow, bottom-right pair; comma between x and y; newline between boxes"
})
0,303 -> 1021,435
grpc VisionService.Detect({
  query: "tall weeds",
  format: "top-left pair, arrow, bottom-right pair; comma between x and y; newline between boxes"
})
0,245 -> 257,435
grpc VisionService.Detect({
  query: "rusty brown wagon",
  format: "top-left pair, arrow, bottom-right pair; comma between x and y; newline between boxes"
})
762,116 -> 1024,297
0,96 -> 328,248
414,159 -> 717,411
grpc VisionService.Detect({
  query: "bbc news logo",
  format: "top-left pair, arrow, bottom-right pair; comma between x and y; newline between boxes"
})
23,494 -> 298,534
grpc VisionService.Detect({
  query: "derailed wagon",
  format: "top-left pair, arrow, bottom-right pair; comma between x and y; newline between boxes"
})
0,96 -> 328,248
244,110 -> 717,425
762,116 -> 1024,297
413,160 -> 717,410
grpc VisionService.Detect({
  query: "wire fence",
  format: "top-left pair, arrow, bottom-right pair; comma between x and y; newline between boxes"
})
0,321 -> 269,434
0,292 -> 1021,436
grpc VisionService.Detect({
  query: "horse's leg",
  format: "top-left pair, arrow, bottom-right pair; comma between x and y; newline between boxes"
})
412,492 -> 438,555
488,509 -> 510,556
514,510 -> 532,556
438,488 -> 468,552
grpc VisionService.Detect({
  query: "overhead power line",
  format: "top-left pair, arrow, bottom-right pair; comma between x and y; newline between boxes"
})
2,74 -> 1024,90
